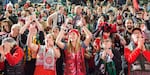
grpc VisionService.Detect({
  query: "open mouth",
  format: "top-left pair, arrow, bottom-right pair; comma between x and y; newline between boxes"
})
128,27 -> 132,30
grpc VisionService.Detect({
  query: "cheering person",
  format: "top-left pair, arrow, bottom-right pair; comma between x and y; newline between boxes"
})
0,37 -> 24,75
56,20 -> 92,75
27,24 -> 60,75
124,28 -> 150,75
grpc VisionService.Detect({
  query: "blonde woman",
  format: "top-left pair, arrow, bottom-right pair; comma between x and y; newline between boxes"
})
27,25 -> 60,75
56,23 -> 92,75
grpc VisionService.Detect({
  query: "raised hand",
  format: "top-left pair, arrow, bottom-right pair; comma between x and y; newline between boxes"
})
143,12 -> 149,20
142,44 -> 146,52
25,15 -> 33,24
61,24 -> 68,31
32,14 -> 37,21
106,49 -> 114,59
76,20 -> 83,27
137,35 -> 145,49
3,43 -> 11,55
101,51 -> 107,60
0,46 -> 5,61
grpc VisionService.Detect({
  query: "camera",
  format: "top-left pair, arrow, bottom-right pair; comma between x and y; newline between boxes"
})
32,20 -> 35,22
64,28 -> 69,33
61,25 -> 69,33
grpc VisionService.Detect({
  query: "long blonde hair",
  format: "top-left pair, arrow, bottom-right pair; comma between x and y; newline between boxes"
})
67,34 -> 81,53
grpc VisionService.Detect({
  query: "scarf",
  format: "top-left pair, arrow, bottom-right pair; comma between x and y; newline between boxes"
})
36,45 -> 55,70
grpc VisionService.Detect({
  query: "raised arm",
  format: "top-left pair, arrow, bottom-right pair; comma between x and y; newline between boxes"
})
32,15 -> 44,31
53,47 -> 60,58
0,45 -> 4,62
82,26 -> 92,47
55,27 -> 65,49
47,12 -> 56,29
19,16 -> 32,34
47,15 -> 52,29
116,33 -> 126,46
19,21 -> 29,34
27,25 -> 39,52
78,17 -> 92,47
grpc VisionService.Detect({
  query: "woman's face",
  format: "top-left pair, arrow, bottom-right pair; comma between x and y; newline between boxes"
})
2,22 -> 10,32
52,27 -> 59,39
46,35 -> 54,46
69,32 -> 78,42
140,23 -> 146,31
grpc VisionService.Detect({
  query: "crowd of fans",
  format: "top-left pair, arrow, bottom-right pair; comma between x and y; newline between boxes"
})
0,0 -> 150,75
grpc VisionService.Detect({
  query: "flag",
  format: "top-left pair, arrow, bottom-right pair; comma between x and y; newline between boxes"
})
133,0 -> 139,11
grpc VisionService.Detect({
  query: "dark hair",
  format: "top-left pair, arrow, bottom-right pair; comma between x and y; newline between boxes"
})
25,9 -> 32,15
101,23 -> 111,33
101,14 -> 109,22
132,28 -> 142,34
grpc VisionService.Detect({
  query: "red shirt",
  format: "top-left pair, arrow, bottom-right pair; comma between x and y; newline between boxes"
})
124,47 -> 150,64
0,46 -> 24,70
124,45 -> 150,75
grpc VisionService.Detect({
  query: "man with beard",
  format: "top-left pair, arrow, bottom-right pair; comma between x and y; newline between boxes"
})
5,2 -> 18,24
123,18 -> 134,45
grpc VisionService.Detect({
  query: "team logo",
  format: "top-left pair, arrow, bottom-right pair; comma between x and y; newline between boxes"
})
46,57 -> 53,64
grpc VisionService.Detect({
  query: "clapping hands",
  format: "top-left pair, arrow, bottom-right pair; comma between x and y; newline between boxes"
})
137,35 -> 145,49
0,43 -> 11,56
25,15 -> 37,24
